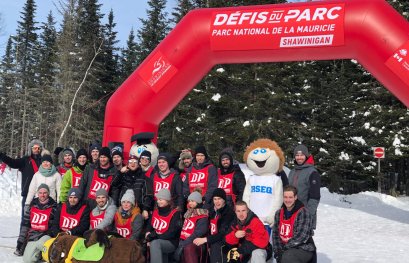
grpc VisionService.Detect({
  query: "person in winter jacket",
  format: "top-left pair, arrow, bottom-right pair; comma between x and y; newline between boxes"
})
111,145 -> 125,171
59,148 -> 88,202
178,149 -> 193,183
56,188 -> 90,236
140,150 -> 155,178
15,184 -> 59,260
25,152 -> 62,206
272,185 -> 316,263
193,188 -> 235,263
0,139 -> 44,220
217,151 -> 246,208
183,146 -> 218,210
288,144 -> 321,229
149,152 -> 184,210
225,200 -> 271,263
145,188 -> 182,263
175,191 -> 209,263
78,147 -> 118,208
89,188 -> 116,231
56,148 -> 75,176
88,141 -> 101,165
114,189 -> 144,241
112,155 -> 154,220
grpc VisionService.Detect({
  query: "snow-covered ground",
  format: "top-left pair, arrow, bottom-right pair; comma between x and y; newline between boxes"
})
1,168 -> 409,262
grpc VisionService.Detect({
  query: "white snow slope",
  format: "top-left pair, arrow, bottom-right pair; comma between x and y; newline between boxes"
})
1,168 -> 409,262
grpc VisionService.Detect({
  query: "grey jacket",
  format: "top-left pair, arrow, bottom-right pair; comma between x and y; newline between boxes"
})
288,162 -> 321,229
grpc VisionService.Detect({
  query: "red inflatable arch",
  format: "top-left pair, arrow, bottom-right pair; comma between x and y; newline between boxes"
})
103,0 -> 409,156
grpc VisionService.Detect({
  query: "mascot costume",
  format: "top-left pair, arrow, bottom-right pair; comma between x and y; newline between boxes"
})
242,139 -> 284,230
129,132 -> 159,165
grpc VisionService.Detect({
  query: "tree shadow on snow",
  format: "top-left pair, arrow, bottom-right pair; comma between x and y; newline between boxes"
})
317,252 -> 331,263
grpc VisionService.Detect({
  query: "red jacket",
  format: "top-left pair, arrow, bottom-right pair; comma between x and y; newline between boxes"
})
225,210 -> 269,256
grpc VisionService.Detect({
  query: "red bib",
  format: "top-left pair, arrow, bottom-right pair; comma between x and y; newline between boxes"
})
151,209 -> 178,234
114,213 -> 133,238
59,203 -> 86,231
90,210 -> 106,229
30,158 -> 39,173
188,166 -> 210,195
145,166 -> 154,178
180,214 -> 207,240
153,173 -> 175,198
279,207 -> 303,243
88,170 -> 113,199
30,206 -> 52,231
210,215 -> 219,235
71,168 -> 83,188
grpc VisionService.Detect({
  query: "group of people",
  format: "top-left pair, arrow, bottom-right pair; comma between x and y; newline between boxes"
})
0,138 -> 320,263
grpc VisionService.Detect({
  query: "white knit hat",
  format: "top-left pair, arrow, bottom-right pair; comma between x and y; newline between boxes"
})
121,189 -> 135,206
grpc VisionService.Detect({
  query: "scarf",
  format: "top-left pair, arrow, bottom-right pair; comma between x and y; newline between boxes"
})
184,207 -> 208,219
117,206 -> 141,225
39,165 -> 57,177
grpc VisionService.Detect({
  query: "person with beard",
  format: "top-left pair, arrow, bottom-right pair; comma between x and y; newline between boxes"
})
15,184 -> 59,259
288,144 -> 321,229
0,139 -> 44,220
57,148 -> 75,176
178,149 -> 193,183
193,188 -> 235,263
145,188 -> 182,263
217,151 -> 246,208
175,191 -> 209,263
56,188 -> 90,236
272,185 -> 316,263
59,148 -> 88,202
149,153 -> 184,210
183,146 -> 218,210
111,145 -> 125,171
89,188 -> 117,231
225,200 -> 271,263
112,155 -> 154,220
78,147 -> 118,208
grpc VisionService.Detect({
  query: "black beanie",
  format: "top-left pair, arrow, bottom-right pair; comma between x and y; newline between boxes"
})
76,148 -> 88,159
54,147 -> 64,156
212,188 -> 227,201
195,146 -> 208,158
99,147 -> 112,162
140,150 -> 152,160
111,145 -> 123,158
41,154 -> 53,163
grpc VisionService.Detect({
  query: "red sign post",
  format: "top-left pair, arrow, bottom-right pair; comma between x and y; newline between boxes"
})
373,147 -> 385,159
373,147 -> 385,193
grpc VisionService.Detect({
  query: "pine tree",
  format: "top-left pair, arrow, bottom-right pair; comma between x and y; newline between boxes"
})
137,0 -> 169,62
119,28 -> 140,81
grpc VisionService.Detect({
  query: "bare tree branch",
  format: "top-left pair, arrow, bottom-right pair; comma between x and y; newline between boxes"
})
57,39 -> 103,146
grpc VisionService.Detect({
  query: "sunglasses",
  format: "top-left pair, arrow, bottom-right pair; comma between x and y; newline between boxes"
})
32,146 -> 41,150
128,159 -> 138,163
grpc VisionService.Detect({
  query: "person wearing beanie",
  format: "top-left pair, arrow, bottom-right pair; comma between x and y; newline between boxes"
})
25,150 -> 62,207
78,145 -> 118,209
146,188 -> 182,263
217,150 -> 246,209
139,150 -> 155,178
225,200 -> 271,262
183,145 -> 218,211
57,148 -> 76,177
288,144 -> 321,229
56,188 -> 90,236
174,190 -> 209,262
89,141 -> 101,164
0,139 -> 44,223
193,188 -> 235,263
111,145 -> 125,171
149,153 -> 184,210
178,149 -> 193,182
89,187 -> 117,231
59,148 -> 88,203
15,180 -> 59,258
112,153 -> 154,221
114,189 -> 144,241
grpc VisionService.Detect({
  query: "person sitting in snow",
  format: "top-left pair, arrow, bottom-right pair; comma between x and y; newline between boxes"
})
272,185 -> 316,263
288,144 -> 321,229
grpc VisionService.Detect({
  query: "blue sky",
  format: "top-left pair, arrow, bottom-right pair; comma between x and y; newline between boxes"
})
0,0 -> 177,54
